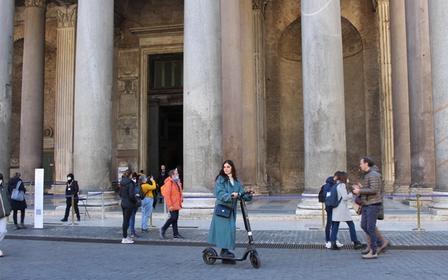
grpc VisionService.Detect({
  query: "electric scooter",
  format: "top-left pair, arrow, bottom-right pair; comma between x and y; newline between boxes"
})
202,192 -> 261,269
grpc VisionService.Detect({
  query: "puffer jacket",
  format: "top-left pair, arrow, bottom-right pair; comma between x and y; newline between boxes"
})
119,176 -> 137,208
359,166 -> 383,205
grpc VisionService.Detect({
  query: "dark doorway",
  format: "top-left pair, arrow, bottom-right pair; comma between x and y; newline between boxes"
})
147,53 -> 183,176
159,106 -> 183,171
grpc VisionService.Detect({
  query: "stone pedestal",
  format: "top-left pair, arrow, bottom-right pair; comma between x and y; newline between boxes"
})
54,5 -> 76,181
297,0 -> 346,214
73,0 -> 113,191
180,192 -> 215,216
405,0 -> 436,190
0,0 -> 15,178
390,0 -> 411,195
19,0 -> 46,181
184,0 -> 222,193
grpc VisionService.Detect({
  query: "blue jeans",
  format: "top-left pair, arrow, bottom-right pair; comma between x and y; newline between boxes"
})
141,197 -> 154,230
325,208 -> 333,242
361,204 -> 381,253
128,208 -> 137,234
330,221 -> 359,243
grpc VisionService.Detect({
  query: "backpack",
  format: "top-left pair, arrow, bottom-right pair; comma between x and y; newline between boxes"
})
325,184 -> 342,208
318,184 -> 326,203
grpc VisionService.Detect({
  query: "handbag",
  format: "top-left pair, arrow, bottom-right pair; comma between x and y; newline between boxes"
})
11,181 -> 25,201
214,204 -> 233,218
0,186 -> 12,218
377,203 -> 384,220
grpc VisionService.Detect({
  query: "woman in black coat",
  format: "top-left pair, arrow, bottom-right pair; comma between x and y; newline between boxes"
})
8,173 -> 27,230
61,173 -> 80,222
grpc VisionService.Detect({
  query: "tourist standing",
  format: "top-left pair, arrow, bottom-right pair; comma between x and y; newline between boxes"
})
159,169 -> 184,239
119,170 -> 137,244
140,175 -> 156,232
61,173 -> 80,222
8,173 -> 26,230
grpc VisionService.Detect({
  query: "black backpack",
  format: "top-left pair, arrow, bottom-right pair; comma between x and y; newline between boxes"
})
318,184 -> 326,203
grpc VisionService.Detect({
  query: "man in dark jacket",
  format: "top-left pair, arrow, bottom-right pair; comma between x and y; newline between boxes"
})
119,170 -> 137,244
353,157 -> 383,259
61,173 -> 80,222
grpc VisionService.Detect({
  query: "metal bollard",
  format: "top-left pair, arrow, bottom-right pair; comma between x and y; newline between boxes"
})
101,192 -> 105,222
413,194 -> 425,231
70,194 -> 75,226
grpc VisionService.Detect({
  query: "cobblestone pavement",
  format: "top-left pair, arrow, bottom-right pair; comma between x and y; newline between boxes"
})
5,224 -> 448,249
0,239 -> 447,280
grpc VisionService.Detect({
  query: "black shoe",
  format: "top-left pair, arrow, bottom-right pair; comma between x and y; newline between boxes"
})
220,249 -> 235,258
14,225 -> 21,230
60,218 -> 68,222
331,242 -> 340,250
19,224 -> 27,229
77,217 -> 81,222
353,241 -> 363,250
159,228 -> 166,239
173,234 -> 185,239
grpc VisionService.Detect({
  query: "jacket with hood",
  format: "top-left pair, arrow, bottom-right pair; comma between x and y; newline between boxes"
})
359,166 -> 383,206
119,176 -> 137,208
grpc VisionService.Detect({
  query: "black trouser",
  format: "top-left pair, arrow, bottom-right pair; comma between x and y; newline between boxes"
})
122,207 -> 133,238
13,209 -> 25,225
161,210 -> 179,236
63,198 -> 80,220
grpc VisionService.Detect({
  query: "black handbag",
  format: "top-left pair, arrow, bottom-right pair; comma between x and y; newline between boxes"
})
214,204 -> 233,218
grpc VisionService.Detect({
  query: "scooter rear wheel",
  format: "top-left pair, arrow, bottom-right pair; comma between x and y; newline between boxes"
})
202,247 -> 218,265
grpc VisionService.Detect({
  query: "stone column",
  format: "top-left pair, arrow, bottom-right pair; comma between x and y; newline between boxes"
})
390,0 -> 411,194
148,100 -> 159,177
405,0 -> 436,194
184,0 -> 222,193
19,0 -> 46,181
221,0 -> 243,171
54,5 -> 76,182
428,0 -> 448,214
252,0 -> 269,192
73,0 -> 113,190
0,0 -> 15,179
377,0 -> 395,194
297,0 -> 346,214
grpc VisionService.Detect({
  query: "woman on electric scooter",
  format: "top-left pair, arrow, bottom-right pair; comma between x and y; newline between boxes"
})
208,160 -> 253,259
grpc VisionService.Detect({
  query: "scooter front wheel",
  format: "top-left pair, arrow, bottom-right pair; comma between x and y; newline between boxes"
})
202,247 -> 218,265
250,251 -> 261,269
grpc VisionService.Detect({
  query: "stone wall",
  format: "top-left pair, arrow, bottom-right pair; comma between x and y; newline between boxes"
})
264,0 -> 380,193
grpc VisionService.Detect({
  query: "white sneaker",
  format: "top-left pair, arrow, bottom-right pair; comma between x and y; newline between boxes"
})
336,240 -> 344,248
325,242 -> 332,249
0,249 -> 3,257
121,237 -> 134,244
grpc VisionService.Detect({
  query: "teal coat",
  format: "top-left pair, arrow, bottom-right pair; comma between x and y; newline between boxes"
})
207,176 -> 252,250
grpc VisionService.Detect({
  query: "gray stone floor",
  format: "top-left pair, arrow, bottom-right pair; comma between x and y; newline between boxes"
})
1,239 -> 447,280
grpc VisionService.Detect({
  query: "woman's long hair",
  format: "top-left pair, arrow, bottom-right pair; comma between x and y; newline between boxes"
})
334,171 -> 348,183
216,160 -> 238,181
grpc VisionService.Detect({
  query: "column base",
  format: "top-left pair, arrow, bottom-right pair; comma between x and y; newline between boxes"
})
408,187 -> 433,207
392,184 -> 410,200
430,191 -> 448,217
295,193 -> 323,218
181,192 -> 215,216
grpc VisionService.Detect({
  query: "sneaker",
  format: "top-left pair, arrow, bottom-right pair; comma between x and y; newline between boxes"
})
361,247 -> 371,255
173,234 -> 185,239
0,250 -> 4,257
121,237 -> 134,244
325,241 -> 332,249
130,233 -> 140,238
159,228 -> 166,239
336,240 -> 344,248
331,242 -> 340,250
14,225 -> 21,230
377,240 -> 390,254
60,219 -> 68,222
353,241 -> 363,250
362,251 -> 378,259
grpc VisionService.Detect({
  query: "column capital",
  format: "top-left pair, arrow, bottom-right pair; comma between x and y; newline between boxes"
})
24,0 -> 46,8
56,5 -> 77,28
252,0 -> 269,13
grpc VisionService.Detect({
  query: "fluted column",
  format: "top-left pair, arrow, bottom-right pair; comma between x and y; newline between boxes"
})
298,0 -> 346,213
74,0 -> 113,190
377,0 -> 395,194
252,0 -> 268,191
0,0 -> 15,178
390,0 -> 411,194
184,0 -> 222,192
405,0 -> 436,190
428,0 -> 448,214
54,5 -> 76,181
19,0 -> 46,181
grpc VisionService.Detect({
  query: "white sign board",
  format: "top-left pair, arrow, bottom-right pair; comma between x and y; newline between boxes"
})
34,168 -> 44,229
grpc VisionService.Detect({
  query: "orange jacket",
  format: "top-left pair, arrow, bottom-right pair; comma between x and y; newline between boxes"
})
161,177 -> 183,211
